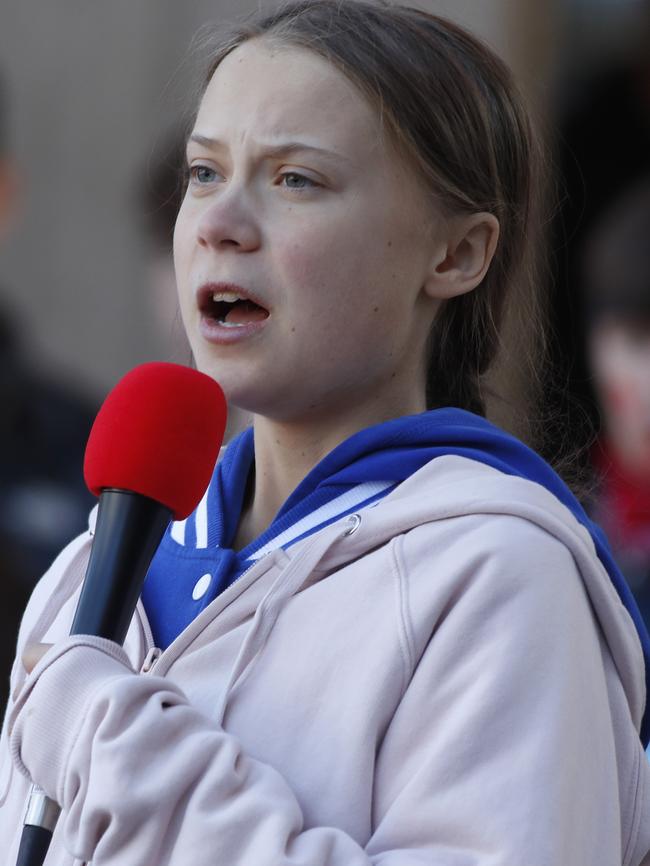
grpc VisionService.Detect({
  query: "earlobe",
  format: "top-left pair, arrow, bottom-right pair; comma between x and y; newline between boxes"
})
424,212 -> 500,300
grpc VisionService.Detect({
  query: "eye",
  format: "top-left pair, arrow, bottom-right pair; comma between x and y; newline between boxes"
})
280,172 -> 318,192
189,164 -> 219,185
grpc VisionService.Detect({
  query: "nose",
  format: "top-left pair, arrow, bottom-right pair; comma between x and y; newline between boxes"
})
196,187 -> 261,252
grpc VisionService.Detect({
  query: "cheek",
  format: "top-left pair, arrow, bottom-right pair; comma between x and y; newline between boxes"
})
274,219 -> 405,331
274,232 -> 351,331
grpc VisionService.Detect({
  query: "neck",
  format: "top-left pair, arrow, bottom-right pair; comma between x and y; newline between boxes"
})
232,393 -> 425,550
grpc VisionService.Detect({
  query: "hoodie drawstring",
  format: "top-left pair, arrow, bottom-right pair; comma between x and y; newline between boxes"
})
215,515 -> 361,724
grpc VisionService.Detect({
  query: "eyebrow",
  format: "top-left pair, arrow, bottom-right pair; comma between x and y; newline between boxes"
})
188,133 -> 352,166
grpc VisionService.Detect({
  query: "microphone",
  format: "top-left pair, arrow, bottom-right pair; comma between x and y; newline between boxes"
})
16,362 -> 227,866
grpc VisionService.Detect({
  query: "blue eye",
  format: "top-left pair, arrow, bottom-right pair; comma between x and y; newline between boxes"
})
281,172 -> 316,191
190,165 -> 218,184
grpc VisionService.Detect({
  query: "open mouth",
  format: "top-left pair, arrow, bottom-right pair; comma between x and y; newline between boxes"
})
200,289 -> 270,328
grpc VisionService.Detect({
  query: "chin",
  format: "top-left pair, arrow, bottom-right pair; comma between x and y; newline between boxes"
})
198,371 -> 267,417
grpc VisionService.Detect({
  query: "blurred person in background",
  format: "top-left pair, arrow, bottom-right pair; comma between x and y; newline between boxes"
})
0,71 -> 96,709
549,0 -> 650,484
583,178 -> 650,626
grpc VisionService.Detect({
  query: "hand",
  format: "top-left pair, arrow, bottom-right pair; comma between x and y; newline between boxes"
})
22,642 -> 53,675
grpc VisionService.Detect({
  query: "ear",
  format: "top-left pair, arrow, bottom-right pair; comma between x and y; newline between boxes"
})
423,212 -> 500,300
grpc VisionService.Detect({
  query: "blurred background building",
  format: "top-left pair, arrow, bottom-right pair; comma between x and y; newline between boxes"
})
0,0 -> 649,699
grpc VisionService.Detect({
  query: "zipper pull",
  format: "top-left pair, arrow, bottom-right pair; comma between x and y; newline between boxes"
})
140,647 -> 162,674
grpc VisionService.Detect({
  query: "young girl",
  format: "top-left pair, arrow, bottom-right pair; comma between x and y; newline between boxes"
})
2,2 -> 650,863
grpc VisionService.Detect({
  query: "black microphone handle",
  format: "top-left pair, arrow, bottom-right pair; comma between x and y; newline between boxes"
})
17,488 -> 172,866
71,489 -> 172,641
16,826 -> 51,866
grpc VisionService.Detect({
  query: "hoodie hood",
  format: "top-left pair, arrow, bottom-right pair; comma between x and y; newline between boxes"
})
145,407 -> 650,744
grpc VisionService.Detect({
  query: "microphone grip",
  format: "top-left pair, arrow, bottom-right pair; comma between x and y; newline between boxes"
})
16,825 -> 53,866
16,489 -> 172,866
71,489 -> 172,641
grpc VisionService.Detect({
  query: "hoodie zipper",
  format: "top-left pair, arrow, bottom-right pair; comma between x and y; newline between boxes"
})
131,550 -> 279,680
140,646 -> 162,674
133,598 -> 162,673
133,517 -> 360,681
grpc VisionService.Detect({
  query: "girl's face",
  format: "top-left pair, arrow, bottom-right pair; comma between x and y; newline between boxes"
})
174,39 -> 446,424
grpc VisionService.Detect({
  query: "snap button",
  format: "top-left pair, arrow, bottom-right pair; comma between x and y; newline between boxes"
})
192,573 -> 212,600
343,513 -> 361,536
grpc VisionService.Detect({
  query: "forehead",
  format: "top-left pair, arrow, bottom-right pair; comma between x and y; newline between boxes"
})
195,39 -> 381,152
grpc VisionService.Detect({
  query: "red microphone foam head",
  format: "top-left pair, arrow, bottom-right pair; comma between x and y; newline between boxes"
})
84,363 -> 227,520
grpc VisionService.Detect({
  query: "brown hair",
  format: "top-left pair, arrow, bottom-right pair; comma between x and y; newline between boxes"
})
195,0 -> 547,427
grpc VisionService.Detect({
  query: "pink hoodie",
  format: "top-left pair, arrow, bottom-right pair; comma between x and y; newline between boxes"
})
1,456 -> 650,865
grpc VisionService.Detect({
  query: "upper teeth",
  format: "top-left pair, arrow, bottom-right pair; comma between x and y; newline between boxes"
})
212,291 -> 244,303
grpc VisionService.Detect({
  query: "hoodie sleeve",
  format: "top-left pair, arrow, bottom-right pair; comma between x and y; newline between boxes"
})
6,517 -> 647,866
8,634 -> 380,866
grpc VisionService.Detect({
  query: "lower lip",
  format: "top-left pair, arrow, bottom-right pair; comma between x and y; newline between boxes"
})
198,314 -> 270,345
